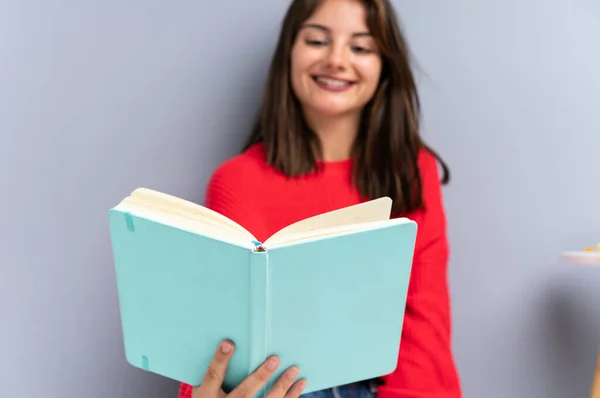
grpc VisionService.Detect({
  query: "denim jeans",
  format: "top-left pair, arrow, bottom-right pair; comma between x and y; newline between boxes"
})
300,381 -> 375,398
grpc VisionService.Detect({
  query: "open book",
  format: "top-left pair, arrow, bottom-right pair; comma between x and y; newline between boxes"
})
112,188 -> 403,251
108,188 -> 418,395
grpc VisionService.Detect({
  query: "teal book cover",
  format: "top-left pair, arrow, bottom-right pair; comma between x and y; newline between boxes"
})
108,188 -> 418,395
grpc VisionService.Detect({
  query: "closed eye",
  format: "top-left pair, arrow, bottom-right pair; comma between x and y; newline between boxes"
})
351,45 -> 372,54
305,39 -> 328,46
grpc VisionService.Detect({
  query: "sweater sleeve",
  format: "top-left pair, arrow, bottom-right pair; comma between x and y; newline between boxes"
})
376,151 -> 462,398
177,382 -> 193,398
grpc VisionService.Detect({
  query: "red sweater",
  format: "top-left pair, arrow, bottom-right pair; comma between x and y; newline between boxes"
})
177,143 -> 462,398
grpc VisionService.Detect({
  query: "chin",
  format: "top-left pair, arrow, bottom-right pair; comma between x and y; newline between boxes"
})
307,100 -> 358,117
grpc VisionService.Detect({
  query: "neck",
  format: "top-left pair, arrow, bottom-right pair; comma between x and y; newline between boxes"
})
305,110 -> 361,162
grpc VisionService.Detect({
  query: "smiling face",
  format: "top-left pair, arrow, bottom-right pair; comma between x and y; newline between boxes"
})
290,0 -> 383,119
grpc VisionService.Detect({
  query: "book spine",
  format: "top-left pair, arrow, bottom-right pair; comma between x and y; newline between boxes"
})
249,247 -> 269,397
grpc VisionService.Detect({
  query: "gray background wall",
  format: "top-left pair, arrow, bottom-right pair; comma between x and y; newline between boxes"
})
1,1 -> 599,397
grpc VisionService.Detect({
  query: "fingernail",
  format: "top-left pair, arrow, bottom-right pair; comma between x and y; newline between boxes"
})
221,341 -> 232,354
266,356 -> 280,370
287,367 -> 299,380
299,380 -> 308,390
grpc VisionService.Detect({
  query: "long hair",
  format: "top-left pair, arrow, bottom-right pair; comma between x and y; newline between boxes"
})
242,0 -> 450,216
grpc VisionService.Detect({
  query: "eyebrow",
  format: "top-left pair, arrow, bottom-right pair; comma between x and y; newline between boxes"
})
300,23 -> 372,37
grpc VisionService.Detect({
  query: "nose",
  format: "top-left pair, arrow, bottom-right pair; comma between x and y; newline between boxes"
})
324,42 -> 349,71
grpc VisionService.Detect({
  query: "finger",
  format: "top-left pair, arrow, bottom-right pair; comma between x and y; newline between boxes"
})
266,366 -> 300,398
196,340 -> 235,395
232,356 -> 280,398
284,379 -> 308,398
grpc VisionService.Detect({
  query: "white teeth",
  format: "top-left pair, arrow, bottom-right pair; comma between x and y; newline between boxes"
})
315,77 -> 350,87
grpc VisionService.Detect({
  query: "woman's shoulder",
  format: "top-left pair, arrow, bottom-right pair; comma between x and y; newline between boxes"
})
203,143 -> 272,228
416,146 -> 439,176
402,146 -> 447,221
204,142 -> 277,202
209,142 -> 269,182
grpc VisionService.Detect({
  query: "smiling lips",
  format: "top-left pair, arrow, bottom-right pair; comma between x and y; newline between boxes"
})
312,75 -> 356,92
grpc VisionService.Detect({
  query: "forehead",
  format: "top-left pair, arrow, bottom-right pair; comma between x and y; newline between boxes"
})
303,0 -> 369,33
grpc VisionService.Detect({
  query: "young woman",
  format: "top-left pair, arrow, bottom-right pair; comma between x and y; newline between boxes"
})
179,0 -> 462,397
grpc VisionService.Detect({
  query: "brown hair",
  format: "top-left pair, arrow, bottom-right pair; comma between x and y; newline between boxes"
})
242,0 -> 450,216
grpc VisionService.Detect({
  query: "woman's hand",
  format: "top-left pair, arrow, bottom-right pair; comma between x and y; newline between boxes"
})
192,340 -> 307,398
